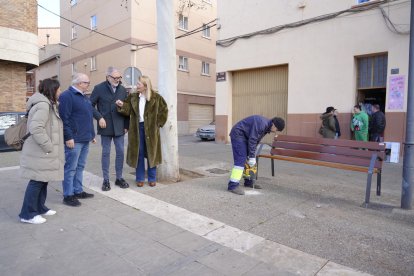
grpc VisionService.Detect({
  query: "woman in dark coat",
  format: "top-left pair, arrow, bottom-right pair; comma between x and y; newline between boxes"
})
116,76 -> 168,187
320,106 -> 336,139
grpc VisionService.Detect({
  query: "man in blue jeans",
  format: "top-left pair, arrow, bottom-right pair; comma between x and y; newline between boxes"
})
228,115 -> 285,195
59,73 -> 96,207
90,67 -> 130,191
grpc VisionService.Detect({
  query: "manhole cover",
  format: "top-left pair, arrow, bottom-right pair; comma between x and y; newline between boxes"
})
206,168 -> 228,174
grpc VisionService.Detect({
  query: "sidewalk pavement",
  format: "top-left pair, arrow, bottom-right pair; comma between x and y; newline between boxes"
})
0,135 -> 413,275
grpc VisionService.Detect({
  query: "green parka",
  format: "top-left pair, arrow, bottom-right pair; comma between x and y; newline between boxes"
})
117,92 -> 168,168
320,113 -> 336,139
351,111 -> 369,141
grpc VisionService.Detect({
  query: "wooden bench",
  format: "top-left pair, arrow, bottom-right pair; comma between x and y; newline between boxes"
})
256,135 -> 386,207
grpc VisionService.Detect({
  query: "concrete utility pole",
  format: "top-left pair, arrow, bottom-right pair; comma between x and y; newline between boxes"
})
401,1 -> 414,209
156,0 -> 180,182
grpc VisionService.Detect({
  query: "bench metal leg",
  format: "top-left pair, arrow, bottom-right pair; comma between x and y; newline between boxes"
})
376,171 -> 381,196
365,173 -> 373,207
256,157 -> 259,180
364,153 -> 378,207
271,158 -> 275,177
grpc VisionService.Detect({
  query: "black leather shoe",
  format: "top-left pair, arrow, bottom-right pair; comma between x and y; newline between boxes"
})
102,179 -> 111,191
115,178 -> 129,189
63,195 -> 81,207
74,191 -> 94,199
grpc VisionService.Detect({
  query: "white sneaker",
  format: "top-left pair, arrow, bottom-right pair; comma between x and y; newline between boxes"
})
20,215 -> 46,224
44,210 -> 56,216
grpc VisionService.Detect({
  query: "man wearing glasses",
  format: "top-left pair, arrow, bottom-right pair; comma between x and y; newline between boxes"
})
90,67 -> 130,191
59,73 -> 96,207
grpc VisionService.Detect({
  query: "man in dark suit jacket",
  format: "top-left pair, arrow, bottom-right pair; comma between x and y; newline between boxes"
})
90,67 -> 130,191
369,104 -> 386,142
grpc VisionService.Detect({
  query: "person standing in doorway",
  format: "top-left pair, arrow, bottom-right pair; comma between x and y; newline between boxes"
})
351,104 -> 369,141
90,67 -> 130,191
116,75 -> 168,187
333,109 -> 341,139
59,73 -> 96,207
369,104 -> 386,142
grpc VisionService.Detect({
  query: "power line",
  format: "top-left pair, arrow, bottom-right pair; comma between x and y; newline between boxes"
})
216,0 -> 407,48
37,3 -> 217,49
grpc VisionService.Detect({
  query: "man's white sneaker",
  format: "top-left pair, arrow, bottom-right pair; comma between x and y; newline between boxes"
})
20,215 -> 46,224
44,210 -> 57,216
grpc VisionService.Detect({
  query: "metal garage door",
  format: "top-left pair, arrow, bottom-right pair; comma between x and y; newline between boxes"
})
232,65 -> 288,144
188,104 -> 214,134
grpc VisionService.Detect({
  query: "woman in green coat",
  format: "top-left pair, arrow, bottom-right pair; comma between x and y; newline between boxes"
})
351,105 -> 369,141
116,76 -> 168,187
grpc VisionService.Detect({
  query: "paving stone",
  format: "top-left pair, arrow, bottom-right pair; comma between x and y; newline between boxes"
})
166,261 -> 224,276
197,247 -> 261,275
159,230 -> 215,256
122,241 -> 186,274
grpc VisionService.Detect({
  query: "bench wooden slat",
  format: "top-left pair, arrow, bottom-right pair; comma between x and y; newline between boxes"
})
272,141 -> 386,160
275,135 -> 386,151
270,148 -> 382,168
258,154 -> 381,173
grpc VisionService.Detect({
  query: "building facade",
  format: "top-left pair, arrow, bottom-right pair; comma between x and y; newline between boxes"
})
0,0 -> 38,112
216,0 -> 410,145
59,0 -> 217,135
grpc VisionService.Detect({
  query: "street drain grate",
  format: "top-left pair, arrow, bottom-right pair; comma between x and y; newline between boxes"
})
206,168 -> 228,174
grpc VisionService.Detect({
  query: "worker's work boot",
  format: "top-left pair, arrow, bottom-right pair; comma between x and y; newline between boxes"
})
229,186 -> 245,195
244,179 -> 262,189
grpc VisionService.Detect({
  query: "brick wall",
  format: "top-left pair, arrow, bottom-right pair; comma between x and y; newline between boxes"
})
0,0 -> 37,34
0,0 -> 37,112
0,61 -> 27,112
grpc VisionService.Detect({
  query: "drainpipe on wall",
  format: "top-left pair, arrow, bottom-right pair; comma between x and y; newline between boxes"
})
401,1 -> 414,210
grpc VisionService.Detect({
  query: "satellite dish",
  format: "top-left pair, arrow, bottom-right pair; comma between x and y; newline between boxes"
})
123,67 -> 142,88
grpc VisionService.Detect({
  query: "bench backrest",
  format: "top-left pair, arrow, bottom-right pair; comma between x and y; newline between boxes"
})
269,135 -> 386,169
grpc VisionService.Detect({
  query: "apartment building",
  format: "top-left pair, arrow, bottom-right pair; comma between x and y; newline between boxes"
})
216,0 -> 410,145
59,0 -> 216,135
0,0 -> 38,111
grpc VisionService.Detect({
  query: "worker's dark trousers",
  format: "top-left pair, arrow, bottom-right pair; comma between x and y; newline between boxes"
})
228,138 -> 253,190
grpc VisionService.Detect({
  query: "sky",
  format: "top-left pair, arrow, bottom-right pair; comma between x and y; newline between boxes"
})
37,0 -> 60,27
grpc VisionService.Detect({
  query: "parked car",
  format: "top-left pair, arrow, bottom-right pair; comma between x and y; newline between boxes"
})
195,121 -> 215,141
0,112 -> 26,151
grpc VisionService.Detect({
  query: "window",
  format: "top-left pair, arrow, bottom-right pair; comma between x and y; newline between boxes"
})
201,62 -> 210,75
90,15 -> 97,30
71,25 -> 77,40
178,14 -> 188,30
90,56 -> 96,71
202,24 -> 210,38
357,54 -> 388,89
70,0 -> 77,6
178,56 -> 188,71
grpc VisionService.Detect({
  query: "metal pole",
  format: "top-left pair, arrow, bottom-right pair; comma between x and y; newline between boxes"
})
156,0 -> 179,181
401,1 -> 414,209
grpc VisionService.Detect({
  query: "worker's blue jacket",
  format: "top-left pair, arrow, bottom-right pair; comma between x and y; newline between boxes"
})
229,115 -> 273,158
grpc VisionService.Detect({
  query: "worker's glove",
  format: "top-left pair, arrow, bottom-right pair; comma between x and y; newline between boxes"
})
248,158 -> 256,167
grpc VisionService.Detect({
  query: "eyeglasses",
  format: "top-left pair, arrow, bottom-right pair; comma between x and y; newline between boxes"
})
109,75 -> 122,81
81,81 -> 90,85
